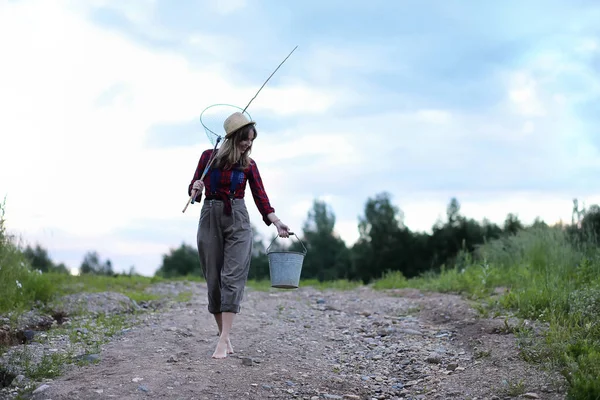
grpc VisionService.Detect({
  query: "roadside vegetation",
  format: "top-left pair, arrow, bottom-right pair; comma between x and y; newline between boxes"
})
374,225 -> 600,399
2,193 -> 600,398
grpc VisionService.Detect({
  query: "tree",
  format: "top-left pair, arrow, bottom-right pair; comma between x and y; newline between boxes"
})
53,263 -> 70,274
22,243 -> 68,274
428,198 -> 495,272
580,204 -> 600,244
125,265 -> 138,276
80,251 -> 115,276
426,198 -> 465,272
482,218 -> 503,240
23,244 -> 53,272
352,192 -> 411,282
531,217 -> 548,229
101,259 -> 114,276
155,243 -> 201,278
293,199 -> 350,281
358,192 -> 405,241
503,213 -> 523,235
572,198 -> 586,226
446,197 -> 461,228
80,251 -> 100,274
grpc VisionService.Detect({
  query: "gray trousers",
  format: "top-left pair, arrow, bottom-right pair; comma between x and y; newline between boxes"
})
197,198 -> 253,314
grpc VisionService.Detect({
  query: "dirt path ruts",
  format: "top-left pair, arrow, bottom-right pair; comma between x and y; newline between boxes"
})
31,284 -> 567,400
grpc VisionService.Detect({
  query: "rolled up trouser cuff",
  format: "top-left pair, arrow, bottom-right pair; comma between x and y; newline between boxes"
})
206,304 -> 240,314
207,305 -> 221,314
219,303 -> 241,313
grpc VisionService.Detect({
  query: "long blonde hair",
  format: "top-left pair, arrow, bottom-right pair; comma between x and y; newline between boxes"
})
213,124 -> 256,170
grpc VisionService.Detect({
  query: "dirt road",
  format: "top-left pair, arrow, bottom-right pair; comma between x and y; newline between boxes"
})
29,283 -> 566,400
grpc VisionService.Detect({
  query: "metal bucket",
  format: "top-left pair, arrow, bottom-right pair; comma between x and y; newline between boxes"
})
266,233 -> 307,289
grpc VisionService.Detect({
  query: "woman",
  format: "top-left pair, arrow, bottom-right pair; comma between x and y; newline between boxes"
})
188,111 -> 290,359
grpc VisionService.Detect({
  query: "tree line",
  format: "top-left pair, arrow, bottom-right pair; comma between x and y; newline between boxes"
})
22,246 -> 138,277
155,193 -> 600,283
22,192 -> 600,282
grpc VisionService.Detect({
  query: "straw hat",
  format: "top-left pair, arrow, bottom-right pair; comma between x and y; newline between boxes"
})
223,112 -> 255,138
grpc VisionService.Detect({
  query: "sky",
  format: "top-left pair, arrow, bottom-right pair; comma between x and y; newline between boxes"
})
1,0 -> 599,276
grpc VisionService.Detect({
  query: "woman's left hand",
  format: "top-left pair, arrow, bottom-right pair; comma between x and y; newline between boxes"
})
274,220 -> 291,238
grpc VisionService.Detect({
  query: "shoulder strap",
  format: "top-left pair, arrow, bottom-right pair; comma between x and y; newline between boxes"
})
210,168 -> 220,195
230,165 -> 244,197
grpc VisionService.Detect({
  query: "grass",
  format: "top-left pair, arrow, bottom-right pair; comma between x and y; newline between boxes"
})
1,265 -> 200,318
0,271 -> 168,319
175,291 -> 193,303
373,225 -> 600,399
0,197 -> 205,318
1,311 -> 140,398
42,273 -> 163,303
500,379 -> 526,397
8,348 -> 69,380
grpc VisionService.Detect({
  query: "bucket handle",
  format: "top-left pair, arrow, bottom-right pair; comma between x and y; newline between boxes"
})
266,232 -> 307,255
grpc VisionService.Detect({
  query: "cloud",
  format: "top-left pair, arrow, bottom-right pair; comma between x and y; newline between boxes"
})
77,0 -> 158,25
576,38 -> 599,54
0,0 -> 361,274
0,0 -> 352,227
211,0 -> 248,15
2,0 -> 600,276
145,120 -> 204,148
508,72 -> 547,117
243,47 -> 600,245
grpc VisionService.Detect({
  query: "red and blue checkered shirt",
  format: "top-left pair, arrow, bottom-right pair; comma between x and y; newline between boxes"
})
188,149 -> 275,225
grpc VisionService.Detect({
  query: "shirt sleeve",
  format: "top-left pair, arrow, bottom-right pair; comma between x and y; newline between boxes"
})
247,159 -> 275,225
188,149 -> 212,201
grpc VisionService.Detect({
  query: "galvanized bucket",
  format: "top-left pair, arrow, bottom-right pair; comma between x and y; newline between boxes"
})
266,233 -> 307,289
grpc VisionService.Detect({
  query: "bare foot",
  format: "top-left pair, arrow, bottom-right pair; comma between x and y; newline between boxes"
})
212,339 -> 228,359
227,339 -> 234,354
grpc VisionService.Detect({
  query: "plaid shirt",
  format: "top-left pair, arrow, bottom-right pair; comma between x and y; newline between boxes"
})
188,149 -> 275,225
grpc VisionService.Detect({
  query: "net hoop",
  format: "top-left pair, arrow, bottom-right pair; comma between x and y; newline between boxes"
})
199,103 -> 254,144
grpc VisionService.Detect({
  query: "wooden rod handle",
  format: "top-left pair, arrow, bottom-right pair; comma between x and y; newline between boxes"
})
182,190 -> 197,213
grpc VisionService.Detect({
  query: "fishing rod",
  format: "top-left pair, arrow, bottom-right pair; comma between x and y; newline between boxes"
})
242,45 -> 298,113
182,45 -> 299,213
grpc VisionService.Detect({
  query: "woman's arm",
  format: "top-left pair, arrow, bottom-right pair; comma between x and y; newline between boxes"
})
248,160 -> 290,237
188,149 -> 212,200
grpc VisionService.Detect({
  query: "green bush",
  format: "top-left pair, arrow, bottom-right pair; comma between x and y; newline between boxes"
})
0,200 -> 54,314
371,270 -> 409,290
568,287 -> 600,323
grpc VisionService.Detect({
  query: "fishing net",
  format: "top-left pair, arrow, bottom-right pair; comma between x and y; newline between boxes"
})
199,103 -> 253,147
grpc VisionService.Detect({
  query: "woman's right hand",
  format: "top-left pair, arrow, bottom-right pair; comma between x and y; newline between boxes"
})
192,180 -> 205,193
